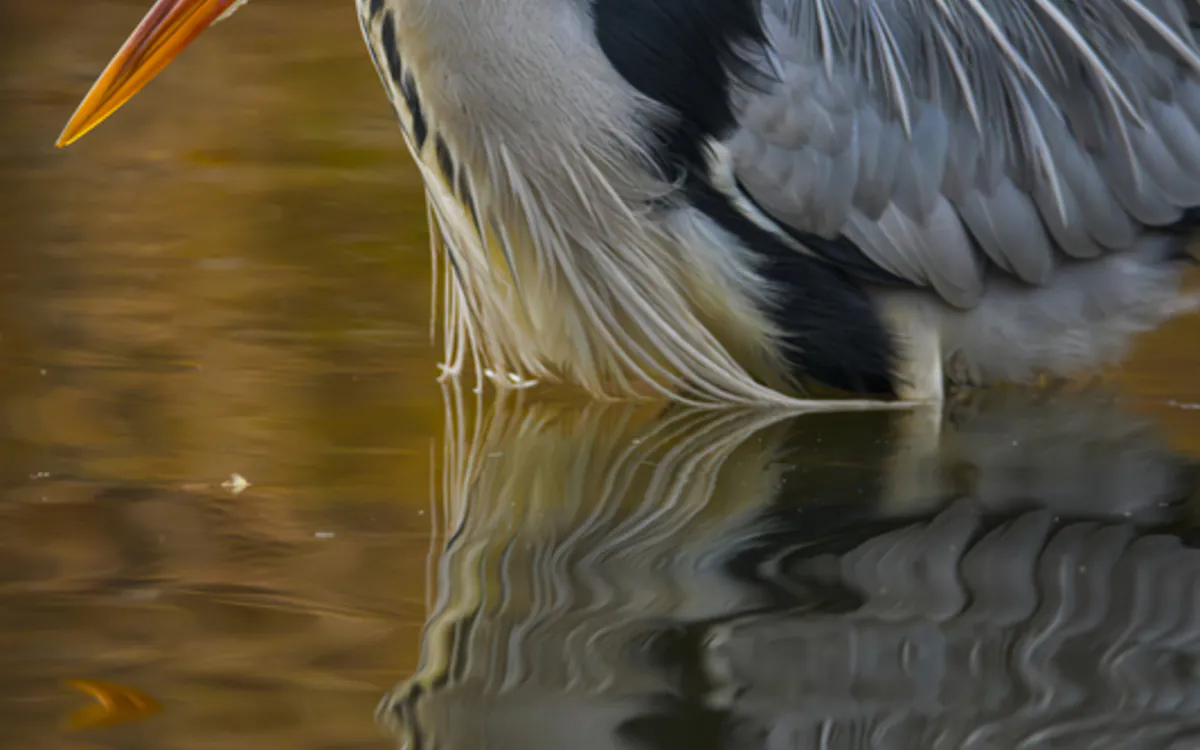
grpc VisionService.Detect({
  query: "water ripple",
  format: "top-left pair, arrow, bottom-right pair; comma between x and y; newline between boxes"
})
382,386 -> 1200,750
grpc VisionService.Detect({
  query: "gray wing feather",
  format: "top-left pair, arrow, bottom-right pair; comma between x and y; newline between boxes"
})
730,0 -> 1200,308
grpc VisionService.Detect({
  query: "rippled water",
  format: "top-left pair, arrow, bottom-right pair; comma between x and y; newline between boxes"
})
387,387 -> 1200,750
4,2 -> 1200,749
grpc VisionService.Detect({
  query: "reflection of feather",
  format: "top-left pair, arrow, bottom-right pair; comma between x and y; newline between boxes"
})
417,385 -> 802,680
879,389 -> 1198,520
382,385 -> 1199,750
709,505 -> 1200,750
385,385 -> 808,750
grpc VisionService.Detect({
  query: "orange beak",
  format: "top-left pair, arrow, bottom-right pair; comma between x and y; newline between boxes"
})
56,0 -> 237,147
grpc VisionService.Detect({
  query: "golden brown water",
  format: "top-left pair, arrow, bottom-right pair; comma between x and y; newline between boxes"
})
3,3 -> 1200,750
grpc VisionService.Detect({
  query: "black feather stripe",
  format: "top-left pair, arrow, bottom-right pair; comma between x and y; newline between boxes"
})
401,73 -> 428,150
379,12 -> 404,89
378,10 -> 428,150
435,135 -> 456,187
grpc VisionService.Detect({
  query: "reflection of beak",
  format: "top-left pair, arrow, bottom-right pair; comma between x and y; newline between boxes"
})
65,679 -> 162,729
56,0 -> 236,147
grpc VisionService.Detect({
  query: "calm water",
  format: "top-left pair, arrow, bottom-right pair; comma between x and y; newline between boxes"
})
3,3 -> 1200,749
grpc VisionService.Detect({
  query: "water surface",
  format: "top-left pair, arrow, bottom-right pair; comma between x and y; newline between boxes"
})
3,3 -> 1200,749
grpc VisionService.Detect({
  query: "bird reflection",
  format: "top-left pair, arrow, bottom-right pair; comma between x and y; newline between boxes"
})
381,386 -> 1200,750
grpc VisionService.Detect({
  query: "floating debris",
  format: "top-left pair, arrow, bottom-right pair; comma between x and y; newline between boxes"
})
221,473 -> 251,494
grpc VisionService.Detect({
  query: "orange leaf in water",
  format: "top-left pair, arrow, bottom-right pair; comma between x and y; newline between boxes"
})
64,679 -> 161,730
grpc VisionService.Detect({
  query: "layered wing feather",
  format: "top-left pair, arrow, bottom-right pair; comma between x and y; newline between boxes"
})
726,0 -> 1200,308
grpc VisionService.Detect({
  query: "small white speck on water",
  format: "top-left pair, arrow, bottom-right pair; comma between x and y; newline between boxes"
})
482,369 -> 538,388
1168,400 -> 1200,410
39,369 -> 46,376
29,471 -> 49,479
221,473 -> 251,494
417,510 -> 425,516
314,531 -> 336,539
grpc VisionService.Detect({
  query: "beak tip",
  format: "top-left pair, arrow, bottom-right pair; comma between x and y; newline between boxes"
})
56,115 -> 93,149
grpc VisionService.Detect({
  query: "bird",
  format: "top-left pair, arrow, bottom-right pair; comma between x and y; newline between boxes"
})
57,0 -> 1200,407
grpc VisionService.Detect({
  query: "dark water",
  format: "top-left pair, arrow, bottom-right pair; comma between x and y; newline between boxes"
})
3,2 -> 1200,750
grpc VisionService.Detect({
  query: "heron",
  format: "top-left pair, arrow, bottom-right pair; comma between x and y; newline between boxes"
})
57,0 -> 1200,407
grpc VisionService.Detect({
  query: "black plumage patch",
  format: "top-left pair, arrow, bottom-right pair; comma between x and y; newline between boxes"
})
1160,205 -> 1200,236
688,181 -> 896,396
592,0 -> 763,178
592,0 -> 897,396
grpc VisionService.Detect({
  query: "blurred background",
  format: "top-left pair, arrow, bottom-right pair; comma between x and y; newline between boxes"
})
1,2 -> 440,749
2,2 -> 1200,750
